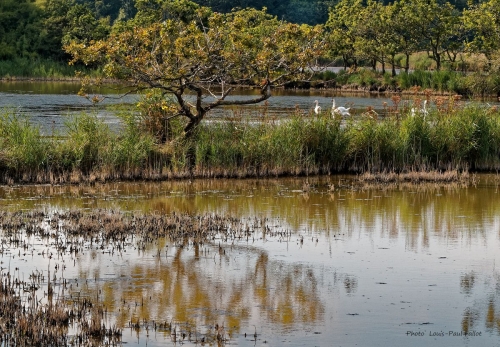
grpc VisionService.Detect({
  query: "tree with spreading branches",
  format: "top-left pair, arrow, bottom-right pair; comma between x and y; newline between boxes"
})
65,1 -> 324,139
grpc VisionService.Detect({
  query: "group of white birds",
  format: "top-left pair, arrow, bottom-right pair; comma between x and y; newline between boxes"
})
314,99 -> 429,118
314,98 -> 351,117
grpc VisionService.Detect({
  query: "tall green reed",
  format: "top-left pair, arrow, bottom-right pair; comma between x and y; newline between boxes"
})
398,70 -> 464,93
0,112 -> 49,177
2,104 -> 500,184
111,112 -> 155,173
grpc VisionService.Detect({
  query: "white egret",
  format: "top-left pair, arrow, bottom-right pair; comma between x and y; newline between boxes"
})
411,100 -> 428,118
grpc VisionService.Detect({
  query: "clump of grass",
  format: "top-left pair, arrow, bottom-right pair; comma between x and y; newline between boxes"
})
312,70 -> 337,81
359,169 -> 471,184
410,52 -> 434,71
346,68 -> 380,88
62,112 -> 112,173
398,70 -> 466,94
0,112 -> 50,180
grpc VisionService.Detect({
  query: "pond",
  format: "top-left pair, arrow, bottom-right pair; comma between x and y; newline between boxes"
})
3,80 -> 498,136
1,175 -> 500,346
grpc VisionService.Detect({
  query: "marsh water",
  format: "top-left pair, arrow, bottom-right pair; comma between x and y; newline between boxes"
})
2,175 -> 500,346
2,81 -> 500,346
0,81 -> 390,135
5,80 -> 500,136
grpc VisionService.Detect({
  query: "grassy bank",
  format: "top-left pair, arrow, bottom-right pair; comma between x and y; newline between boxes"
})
312,68 -> 496,97
1,101 -> 500,185
0,58 -> 99,79
1,58 -> 496,98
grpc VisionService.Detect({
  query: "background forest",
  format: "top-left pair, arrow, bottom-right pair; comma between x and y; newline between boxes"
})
2,0 -> 500,97
0,0 -> 488,59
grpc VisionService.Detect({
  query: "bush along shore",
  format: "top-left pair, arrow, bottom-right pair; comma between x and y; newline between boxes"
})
1,98 -> 500,185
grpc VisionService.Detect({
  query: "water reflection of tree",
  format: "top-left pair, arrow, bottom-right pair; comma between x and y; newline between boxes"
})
252,253 -> 323,326
74,242 -> 324,337
461,307 -> 480,334
485,299 -> 499,332
460,272 -> 475,295
343,275 -> 358,295
4,176 -> 500,252
461,272 -> 500,335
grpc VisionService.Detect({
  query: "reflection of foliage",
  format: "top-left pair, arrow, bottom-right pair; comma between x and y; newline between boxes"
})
253,253 -> 324,326
462,274 -> 500,336
486,299 -> 499,331
462,307 -> 480,333
344,275 -> 358,295
75,243 -> 324,337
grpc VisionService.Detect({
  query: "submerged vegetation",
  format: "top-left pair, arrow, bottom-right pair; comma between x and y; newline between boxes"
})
1,96 -> 499,185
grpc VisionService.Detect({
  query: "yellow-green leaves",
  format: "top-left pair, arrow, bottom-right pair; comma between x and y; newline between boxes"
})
463,0 -> 500,61
65,5 -> 324,135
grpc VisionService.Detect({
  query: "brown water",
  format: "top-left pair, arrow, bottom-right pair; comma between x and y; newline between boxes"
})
2,175 -> 500,346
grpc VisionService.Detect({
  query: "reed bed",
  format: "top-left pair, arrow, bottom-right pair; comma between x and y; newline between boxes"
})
1,101 -> 500,184
0,209 -> 285,246
358,169 -> 472,184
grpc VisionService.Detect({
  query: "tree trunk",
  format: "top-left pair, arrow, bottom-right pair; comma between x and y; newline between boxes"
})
390,54 -> 396,77
405,53 -> 410,73
183,116 -> 202,137
433,49 -> 441,71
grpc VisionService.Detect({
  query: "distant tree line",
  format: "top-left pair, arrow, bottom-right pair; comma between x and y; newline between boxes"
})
0,0 -> 497,75
68,0 -> 476,25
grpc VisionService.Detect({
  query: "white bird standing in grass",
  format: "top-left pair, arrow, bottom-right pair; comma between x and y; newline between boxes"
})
411,100 -> 428,118
331,98 -> 350,117
314,100 -> 321,115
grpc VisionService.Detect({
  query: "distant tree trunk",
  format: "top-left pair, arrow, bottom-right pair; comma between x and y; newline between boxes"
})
405,53 -> 410,73
343,54 -> 348,70
390,53 -> 396,77
431,48 -> 441,70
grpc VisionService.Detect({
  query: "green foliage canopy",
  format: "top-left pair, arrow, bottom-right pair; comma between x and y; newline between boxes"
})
65,4 -> 324,134
0,0 -> 44,59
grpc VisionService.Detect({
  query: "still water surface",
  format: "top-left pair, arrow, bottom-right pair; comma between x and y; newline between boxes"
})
5,80 -> 492,135
1,175 -> 500,346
